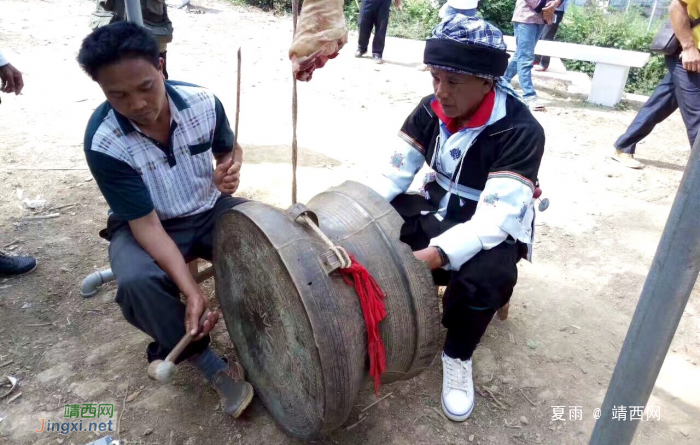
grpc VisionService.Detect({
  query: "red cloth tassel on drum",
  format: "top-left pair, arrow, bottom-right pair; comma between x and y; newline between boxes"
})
339,254 -> 387,396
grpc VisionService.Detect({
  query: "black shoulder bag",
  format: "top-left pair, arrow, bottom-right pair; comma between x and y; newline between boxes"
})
651,17 -> 700,55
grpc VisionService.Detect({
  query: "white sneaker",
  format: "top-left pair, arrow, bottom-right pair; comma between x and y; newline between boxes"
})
441,352 -> 475,421
526,97 -> 546,112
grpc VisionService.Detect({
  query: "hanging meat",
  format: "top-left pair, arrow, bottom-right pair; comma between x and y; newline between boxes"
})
289,0 -> 348,81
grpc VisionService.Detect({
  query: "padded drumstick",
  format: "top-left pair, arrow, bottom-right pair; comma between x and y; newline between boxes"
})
147,309 -> 211,383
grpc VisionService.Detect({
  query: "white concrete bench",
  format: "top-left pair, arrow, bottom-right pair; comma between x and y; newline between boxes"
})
503,36 -> 651,107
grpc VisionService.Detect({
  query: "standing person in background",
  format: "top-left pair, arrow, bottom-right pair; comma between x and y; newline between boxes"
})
611,0 -> 700,169
0,50 -> 37,276
533,0 -> 568,72
90,0 -> 174,78
356,0 -> 402,64
504,0 -> 561,111
439,0 -> 478,18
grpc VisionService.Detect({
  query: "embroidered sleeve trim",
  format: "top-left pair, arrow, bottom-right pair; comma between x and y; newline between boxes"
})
488,171 -> 535,193
398,131 -> 426,155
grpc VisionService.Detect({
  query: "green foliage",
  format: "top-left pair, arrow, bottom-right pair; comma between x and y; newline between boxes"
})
477,0 -> 515,35
557,6 -> 666,95
345,0 -> 442,41
230,0 -> 666,95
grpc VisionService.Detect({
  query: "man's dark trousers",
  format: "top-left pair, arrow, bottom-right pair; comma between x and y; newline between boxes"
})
107,196 -> 246,364
615,55 -> 700,155
666,55 -> 700,149
390,194 -> 522,361
534,10 -> 565,69
614,72 -> 677,154
358,0 -> 392,57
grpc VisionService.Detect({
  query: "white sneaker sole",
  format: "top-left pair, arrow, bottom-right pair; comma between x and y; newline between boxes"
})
441,395 -> 474,422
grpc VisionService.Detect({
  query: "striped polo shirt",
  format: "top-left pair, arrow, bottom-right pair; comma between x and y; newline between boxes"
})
84,81 -> 234,221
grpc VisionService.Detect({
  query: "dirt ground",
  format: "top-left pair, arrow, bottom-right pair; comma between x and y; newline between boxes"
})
1,0 -> 699,444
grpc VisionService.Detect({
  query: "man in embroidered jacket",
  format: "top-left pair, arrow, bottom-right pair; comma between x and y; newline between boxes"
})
369,15 -> 544,421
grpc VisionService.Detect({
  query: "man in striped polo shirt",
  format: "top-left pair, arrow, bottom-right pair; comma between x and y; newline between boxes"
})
78,22 -> 253,418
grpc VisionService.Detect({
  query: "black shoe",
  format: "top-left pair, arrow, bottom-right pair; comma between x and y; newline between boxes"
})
355,49 -> 366,58
373,53 -> 384,64
211,362 -> 254,418
0,252 -> 37,276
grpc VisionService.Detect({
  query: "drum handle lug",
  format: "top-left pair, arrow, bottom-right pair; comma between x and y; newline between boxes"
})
286,203 -> 319,226
286,203 -> 351,274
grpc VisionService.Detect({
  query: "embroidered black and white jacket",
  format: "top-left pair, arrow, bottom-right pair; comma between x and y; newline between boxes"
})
370,87 -> 545,270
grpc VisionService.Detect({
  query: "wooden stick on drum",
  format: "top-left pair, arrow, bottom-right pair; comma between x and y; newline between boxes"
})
191,48 -> 242,284
235,47 -> 241,144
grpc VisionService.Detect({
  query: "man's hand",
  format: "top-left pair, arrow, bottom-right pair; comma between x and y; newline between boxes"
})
671,0 -> 699,72
185,292 -> 220,340
543,9 -> 555,23
414,247 -> 443,270
129,211 -> 220,342
542,0 -> 561,14
682,46 -> 700,72
0,63 -> 24,95
214,157 -> 242,195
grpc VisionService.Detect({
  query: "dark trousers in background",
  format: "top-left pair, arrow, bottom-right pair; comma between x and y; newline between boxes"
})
614,72 -> 677,154
534,10 -> 565,69
391,194 -> 521,361
358,0 -> 392,57
666,55 -> 700,149
107,196 -> 247,364
615,56 -> 700,154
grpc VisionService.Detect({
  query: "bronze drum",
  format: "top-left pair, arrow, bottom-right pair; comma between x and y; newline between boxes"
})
213,181 -> 440,439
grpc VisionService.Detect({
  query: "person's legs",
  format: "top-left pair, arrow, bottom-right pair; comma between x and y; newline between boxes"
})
189,195 -> 254,417
667,55 -> 700,148
108,221 -> 209,364
503,23 -> 522,83
534,11 -> 563,69
357,0 -> 376,55
371,0 -> 392,59
391,193 -> 520,421
514,23 -> 545,100
439,241 -> 520,421
442,242 -> 520,360
535,11 -> 564,71
614,72 -> 677,156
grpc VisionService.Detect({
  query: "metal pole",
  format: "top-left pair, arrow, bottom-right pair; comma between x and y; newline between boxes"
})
648,0 -> 658,31
124,0 -> 144,26
589,138 -> 700,444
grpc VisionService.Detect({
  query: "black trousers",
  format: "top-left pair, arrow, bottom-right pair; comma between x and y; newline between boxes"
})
534,10 -> 565,69
614,72 -> 677,154
666,55 -> 700,149
358,0 -> 392,57
615,56 -> 700,154
392,194 -> 521,361
107,196 -> 247,363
